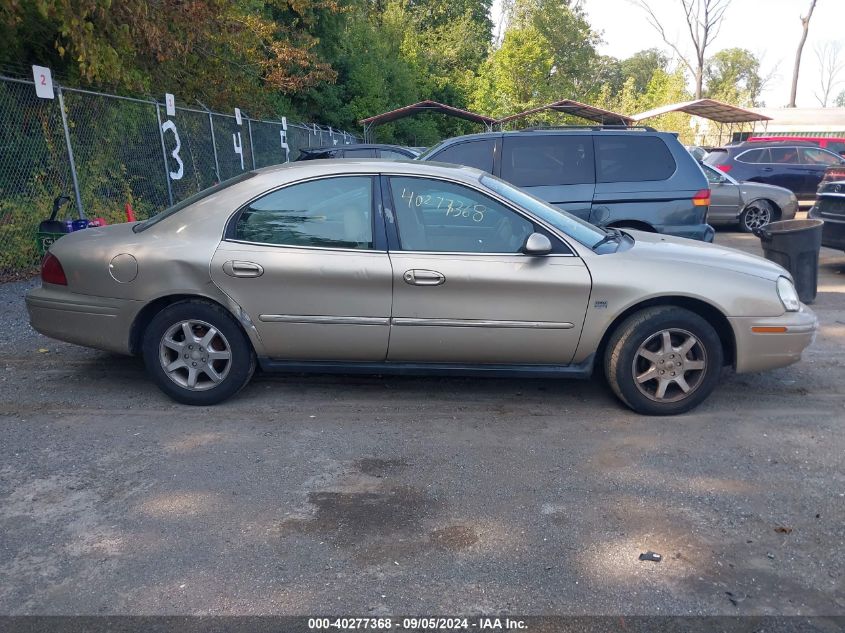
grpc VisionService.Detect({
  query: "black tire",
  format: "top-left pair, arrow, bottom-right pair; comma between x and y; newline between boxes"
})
142,299 -> 256,405
738,199 -> 775,233
604,306 -> 723,416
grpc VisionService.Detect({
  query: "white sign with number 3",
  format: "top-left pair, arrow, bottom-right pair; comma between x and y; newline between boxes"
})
160,120 -> 184,180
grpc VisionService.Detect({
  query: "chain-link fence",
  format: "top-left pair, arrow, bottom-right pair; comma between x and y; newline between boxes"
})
0,75 -> 361,277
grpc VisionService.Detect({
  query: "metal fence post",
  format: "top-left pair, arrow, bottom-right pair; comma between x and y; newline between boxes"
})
155,103 -> 174,206
246,117 -> 256,169
56,83 -> 84,217
198,101 -> 221,182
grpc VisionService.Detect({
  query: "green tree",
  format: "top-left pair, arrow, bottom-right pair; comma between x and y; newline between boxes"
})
620,49 -> 670,94
704,48 -> 764,106
470,0 -> 601,121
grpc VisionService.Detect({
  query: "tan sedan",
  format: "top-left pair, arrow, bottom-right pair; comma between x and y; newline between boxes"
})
26,160 -> 817,415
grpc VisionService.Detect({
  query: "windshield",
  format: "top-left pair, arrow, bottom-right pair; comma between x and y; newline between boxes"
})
480,174 -> 607,248
133,172 -> 258,232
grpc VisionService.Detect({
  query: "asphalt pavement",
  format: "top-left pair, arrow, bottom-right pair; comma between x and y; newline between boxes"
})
0,231 -> 843,616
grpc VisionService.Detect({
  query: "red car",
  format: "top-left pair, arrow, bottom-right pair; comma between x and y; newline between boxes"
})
747,136 -> 845,157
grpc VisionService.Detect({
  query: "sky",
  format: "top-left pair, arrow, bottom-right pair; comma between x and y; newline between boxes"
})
491,0 -> 845,108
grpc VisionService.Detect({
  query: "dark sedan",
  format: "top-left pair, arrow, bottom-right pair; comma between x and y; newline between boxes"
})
809,180 -> 845,252
704,141 -> 845,202
296,144 -> 419,161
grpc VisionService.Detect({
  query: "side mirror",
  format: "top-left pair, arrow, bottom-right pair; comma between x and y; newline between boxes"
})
522,232 -> 552,255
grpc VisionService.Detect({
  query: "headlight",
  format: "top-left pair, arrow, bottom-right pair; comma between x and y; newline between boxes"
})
777,276 -> 800,312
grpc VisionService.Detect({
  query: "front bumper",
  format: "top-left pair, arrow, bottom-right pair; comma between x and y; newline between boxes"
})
729,305 -> 818,373
25,285 -> 139,355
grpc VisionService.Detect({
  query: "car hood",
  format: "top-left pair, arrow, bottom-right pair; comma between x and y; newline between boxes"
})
621,230 -> 787,281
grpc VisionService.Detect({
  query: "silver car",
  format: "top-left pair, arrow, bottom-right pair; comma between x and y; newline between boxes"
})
26,160 -> 817,415
702,164 -> 798,232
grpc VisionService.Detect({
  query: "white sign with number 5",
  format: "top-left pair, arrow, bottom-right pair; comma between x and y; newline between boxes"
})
280,116 -> 290,163
160,120 -> 184,180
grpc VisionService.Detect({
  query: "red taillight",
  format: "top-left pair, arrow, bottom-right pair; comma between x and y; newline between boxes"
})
41,252 -> 67,285
822,167 -> 845,184
716,164 -> 732,173
692,188 -> 711,206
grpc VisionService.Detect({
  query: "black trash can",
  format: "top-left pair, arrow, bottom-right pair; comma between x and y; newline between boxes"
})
754,219 -> 824,304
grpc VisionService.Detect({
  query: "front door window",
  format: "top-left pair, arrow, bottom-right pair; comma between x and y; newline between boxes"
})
388,177 -> 534,253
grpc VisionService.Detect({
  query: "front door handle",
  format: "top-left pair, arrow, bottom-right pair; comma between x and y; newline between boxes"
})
223,260 -> 264,278
403,269 -> 445,286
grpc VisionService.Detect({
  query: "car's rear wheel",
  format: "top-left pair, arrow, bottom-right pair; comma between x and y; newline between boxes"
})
739,199 -> 774,232
604,306 -> 723,415
142,300 -> 255,405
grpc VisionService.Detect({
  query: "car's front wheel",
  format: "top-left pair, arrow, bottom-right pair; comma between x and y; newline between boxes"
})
142,299 -> 256,405
604,306 -> 723,415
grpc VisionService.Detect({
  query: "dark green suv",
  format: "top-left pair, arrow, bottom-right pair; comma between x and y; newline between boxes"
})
419,127 -> 714,241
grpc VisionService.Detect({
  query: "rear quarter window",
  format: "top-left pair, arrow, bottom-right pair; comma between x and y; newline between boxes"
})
735,148 -> 770,164
595,136 -> 676,183
430,139 -> 495,173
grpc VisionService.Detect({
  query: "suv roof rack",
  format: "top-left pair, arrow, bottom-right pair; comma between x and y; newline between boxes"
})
517,125 -> 657,132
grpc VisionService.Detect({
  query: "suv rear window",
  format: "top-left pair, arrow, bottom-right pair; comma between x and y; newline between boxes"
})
736,148 -> 769,164
595,136 -> 676,183
430,139 -> 495,173
501,136 -> 594,187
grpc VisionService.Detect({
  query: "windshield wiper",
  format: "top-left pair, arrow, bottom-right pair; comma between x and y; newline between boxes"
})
592,227 -> 623,250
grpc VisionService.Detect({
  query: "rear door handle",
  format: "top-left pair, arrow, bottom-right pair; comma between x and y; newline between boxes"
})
223,260 -> 264,278
403,269 -> 445,286
761,167 -> 774,172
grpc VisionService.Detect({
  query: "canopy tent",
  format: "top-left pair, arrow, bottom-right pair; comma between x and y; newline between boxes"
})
630,99 -> 772,145
497,99 -> 634,127
630,98 -> 771,124
359,100 -> 498,141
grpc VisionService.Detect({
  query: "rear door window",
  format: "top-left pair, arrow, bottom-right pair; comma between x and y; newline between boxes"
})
770,147 -> 800,164
595,136 -> 676,183
430,139 -> 495,173
501,136 -> 594,187
379,149 -> 411,159
343,148 -> 376,158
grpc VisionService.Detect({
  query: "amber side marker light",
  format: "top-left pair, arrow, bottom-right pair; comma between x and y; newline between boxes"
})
752,326 -> 788,333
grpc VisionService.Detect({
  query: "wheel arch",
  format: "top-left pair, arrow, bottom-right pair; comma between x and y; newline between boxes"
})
129,293 -> 258,356
742,197 -> 782,219
594,295 -> 736,373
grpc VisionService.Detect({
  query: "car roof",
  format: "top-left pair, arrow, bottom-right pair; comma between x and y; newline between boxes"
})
252,158 -> 485,181
426,127 -> 673,149
728,140 -> 818,149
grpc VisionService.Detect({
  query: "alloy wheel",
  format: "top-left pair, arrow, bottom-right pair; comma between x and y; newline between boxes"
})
158,319 -> 232,391
742,200 -> 772,231
632,328 -> 707,403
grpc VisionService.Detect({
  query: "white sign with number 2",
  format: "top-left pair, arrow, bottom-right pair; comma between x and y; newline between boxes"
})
32,65 -> 54,99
